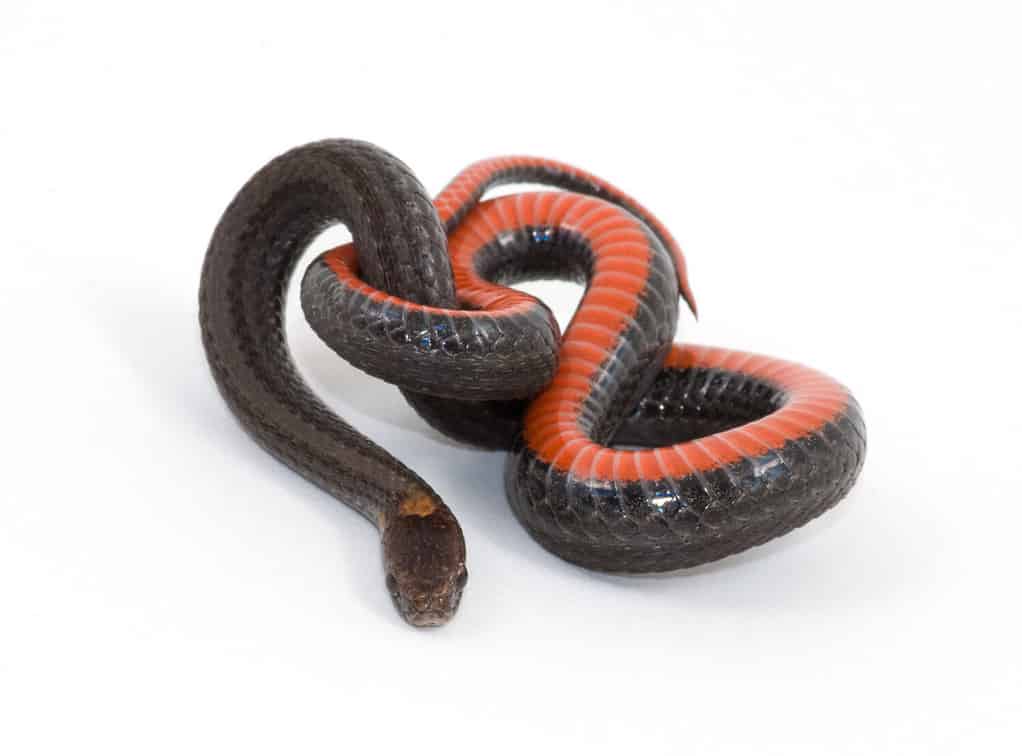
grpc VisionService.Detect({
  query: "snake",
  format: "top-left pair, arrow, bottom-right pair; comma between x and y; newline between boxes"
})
199,139 -> 866,627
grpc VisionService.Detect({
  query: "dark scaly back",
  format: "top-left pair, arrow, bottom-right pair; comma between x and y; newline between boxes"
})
198,140 -> 467,625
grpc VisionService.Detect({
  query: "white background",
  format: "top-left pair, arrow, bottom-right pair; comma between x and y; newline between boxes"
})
2,2 -> 1019,754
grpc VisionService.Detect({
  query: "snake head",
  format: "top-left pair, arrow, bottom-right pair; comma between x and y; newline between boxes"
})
382,490 -> 468,627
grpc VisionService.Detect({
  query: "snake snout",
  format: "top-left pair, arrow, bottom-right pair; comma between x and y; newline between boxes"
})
385,567 -> 468,627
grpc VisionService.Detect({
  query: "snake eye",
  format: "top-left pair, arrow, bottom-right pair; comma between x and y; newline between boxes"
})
385,573 -> 399,597
456,569 -> 469,589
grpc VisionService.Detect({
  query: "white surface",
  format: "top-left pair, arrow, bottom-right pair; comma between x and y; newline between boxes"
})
2,2 -> 1020,754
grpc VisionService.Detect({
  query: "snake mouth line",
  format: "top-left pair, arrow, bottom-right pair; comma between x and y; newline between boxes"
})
386,570 -> 468,628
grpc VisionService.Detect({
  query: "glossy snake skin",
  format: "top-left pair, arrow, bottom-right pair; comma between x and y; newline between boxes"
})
199,139 -> 866,626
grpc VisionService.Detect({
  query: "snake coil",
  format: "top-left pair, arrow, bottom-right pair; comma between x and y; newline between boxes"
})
199,139 -> 866,626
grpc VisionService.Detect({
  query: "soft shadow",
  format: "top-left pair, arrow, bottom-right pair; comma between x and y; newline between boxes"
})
78,276 -> 422,626
78,262 -> 892,620
289,327 -> 467,448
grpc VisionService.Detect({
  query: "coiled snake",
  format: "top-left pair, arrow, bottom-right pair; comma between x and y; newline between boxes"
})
199,139 -> 866,626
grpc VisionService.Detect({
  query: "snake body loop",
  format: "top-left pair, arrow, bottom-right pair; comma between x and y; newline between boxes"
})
199,139 -> 866,626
